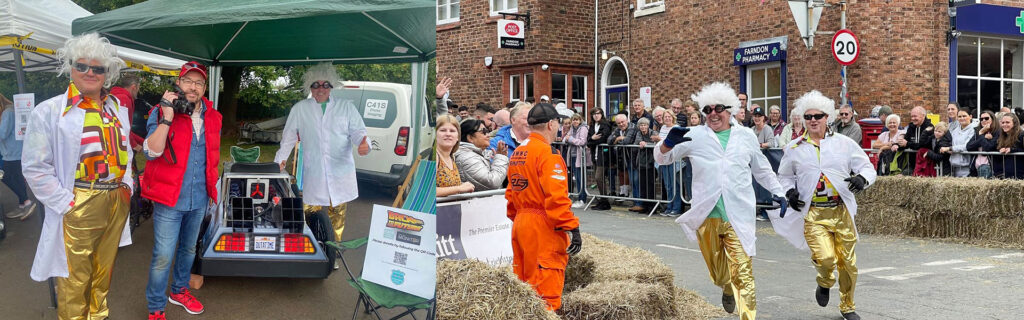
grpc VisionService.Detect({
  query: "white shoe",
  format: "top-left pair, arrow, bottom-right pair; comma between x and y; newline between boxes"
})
571,201 -> 584,209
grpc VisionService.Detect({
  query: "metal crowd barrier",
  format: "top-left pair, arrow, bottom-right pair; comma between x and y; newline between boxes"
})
437,189 -> 506,203
863,148 -> 1024,179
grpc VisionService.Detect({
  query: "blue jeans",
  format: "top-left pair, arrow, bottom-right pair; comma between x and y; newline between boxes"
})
2,160 -> 28,203
628,167 -> 640,206
146,204 -> 206,312
683,159 -> 693,201
658,165 -> 682,212
571,166 -> 588,202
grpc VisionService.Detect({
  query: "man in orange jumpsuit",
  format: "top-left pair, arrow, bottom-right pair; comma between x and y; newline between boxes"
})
506,103 -> 582,311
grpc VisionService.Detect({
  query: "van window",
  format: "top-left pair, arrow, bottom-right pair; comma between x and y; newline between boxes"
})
336,88 -> 399,128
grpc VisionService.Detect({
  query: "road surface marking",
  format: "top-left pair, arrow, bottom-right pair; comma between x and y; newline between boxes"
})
859,267 -> 896,274
656,244 -> 701,253
873,272 -> 933,281
922,259 -> 966,266
752,257 -> 777,263
991,253 -> 1024,259
953,265 -> 995,271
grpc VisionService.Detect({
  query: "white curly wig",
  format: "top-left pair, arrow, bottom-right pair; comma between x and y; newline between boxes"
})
792,90 -> 837,123
56,33 -> 125,88
301,62 -> 342,95
690,82 -> 741,112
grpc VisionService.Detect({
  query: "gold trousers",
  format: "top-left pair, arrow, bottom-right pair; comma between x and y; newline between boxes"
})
58,186 -> 129,320
804,204 -> 858,313
304,203 -> 347,241
697,218 -> 756,320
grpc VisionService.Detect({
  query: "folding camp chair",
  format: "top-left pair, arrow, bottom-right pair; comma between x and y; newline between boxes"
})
230,145 -> 261,163
326,239 -> 434,320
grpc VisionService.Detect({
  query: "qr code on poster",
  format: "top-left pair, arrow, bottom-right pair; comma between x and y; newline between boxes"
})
393,251 -> 408,266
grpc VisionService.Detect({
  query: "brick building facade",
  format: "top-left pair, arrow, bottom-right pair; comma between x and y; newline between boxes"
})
438,0 -> 1024,123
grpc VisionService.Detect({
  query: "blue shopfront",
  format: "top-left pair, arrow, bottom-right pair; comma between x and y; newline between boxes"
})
735,36 -> 788,120
951,3 -> 1024,114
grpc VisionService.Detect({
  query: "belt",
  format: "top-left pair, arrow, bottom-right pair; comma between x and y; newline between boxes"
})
74,180 -> 124,190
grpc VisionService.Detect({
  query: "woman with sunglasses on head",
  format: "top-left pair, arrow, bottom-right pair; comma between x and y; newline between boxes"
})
775,91 -> 875,320
587,108 -> 613,210
22,33 -> 134,320
454,119 -> 509,191
981,112 -> 1024,179
966,110 -> 997,178
655,83 -> 787,320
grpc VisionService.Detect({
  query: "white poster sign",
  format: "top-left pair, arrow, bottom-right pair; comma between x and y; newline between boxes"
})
13,93 -> 34,140
364,99 -> 388,120
437,195 -> 513,266
639,87 -> 652,109
363,205 -> 437,299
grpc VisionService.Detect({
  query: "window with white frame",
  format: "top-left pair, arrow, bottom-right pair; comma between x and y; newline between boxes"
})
956,35 -> 1024,114
634,0 -> 665,18
490,0 -> 518,16
510,74 -> 521,102
525,73 -> 534,101
572,75 -> 587,111
552,73 -> 568,104
745,62 -> 782,112
437,0 -> 459,24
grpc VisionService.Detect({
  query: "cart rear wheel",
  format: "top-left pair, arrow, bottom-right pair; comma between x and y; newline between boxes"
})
308,210 -> 336,276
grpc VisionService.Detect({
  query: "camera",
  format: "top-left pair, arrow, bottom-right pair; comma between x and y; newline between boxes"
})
160,84 -> 196,115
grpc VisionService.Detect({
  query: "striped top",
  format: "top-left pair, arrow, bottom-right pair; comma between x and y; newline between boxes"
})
68,84 -> 128,182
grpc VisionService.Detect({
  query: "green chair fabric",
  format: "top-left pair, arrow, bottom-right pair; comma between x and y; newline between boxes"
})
327,238 -> 434,319
230,146 -> 261,163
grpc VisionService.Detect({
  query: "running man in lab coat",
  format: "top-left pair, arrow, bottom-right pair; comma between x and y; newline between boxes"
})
276,63 -> 370,268
774,91 -> 875,320
654,82 -> 787,320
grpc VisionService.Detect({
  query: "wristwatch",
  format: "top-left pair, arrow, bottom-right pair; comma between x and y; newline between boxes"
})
159,119 -> 173,126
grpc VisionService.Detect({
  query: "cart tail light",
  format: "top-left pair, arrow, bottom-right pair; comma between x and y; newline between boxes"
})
394,126 -> 410,156
281,233 -> 315,254
214,233 -> 248,252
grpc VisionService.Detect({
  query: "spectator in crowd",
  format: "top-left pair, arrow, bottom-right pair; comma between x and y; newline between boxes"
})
525,96 -> 536,104
877,105 -> 894,132
630,98 -> 656,126
588,107 -> 613,210
490,102 -> 533,157
897,106 -> 934,171
436,115 -> 474,196
540,95 -> 550,103
918,122 -> 951,177
946,102 -> 961,131
561,113 -> 591,208
1001,106 -> 1013,115
967,111 -> 997,178
454,119 -> 509,191
1,94 -> 36,220
831,105 -> 862,144
985,113 -> 1024,179
734,105 -> 750,127
109,73 -> 145,152
767,105 -> 786,136
947,108 -> 977,177
751,107 -> 776,149
457,106 -> 469,120
609,114 -> 637,198
436,76 -> 453,113
504,101 -> 516,110
688,111 -> 704,127
657,109 -> 683,217
446,101 -> 458,117
652,106 -> 666,132
474,103 -> 496,133
872,114 -> 908,175
494,108 -> 511,128
778,108 -> 806,146
738,92 -> 749,110
670,98 -> 686,126
632,117 -> 659,213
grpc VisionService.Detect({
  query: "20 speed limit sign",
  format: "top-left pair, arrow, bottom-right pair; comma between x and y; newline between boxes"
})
831,29 -> 859,66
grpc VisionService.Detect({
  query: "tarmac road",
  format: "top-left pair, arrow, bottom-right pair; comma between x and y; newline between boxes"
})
578,206 -> 1024,320
0,180 -> 423,320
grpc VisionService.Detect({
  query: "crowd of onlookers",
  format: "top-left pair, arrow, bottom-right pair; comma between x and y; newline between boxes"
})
434,76 -> 1024,218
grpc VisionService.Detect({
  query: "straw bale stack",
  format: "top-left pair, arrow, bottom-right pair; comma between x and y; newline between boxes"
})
565,233 -> 675,290
560,281 -> 674,320
435,259 -> 559,320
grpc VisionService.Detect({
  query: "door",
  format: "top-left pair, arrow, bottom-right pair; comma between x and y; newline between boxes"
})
606,86 -> 628,117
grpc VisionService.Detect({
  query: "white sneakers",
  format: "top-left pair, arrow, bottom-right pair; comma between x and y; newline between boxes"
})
571,201 -> 585,209
4,200 -> 37,220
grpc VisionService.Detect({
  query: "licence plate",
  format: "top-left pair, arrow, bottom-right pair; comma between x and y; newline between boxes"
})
254,236 -> 277,251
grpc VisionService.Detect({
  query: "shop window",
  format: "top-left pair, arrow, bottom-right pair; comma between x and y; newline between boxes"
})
746,62 -> 782,112
572,75 -> 587,111
634,0 -> 665,18
957,36 -> 1024,113
510,74 -> 520,102
437,0 -> 459,25
525,73 -> 534,101
490,0 -> 517,16
552,73 -> 568,103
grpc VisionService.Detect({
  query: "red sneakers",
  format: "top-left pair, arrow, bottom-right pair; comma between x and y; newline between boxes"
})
168,289 -> 205,314
148,311 -> 167,320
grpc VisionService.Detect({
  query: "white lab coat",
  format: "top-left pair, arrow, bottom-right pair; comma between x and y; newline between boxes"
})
654,125 -> 784,256
275,96 -> 367,206
772,133 -> 877,251
23,90 -> 134,282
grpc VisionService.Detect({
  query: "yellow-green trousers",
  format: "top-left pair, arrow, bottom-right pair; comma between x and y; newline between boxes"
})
805,204 -> 858,313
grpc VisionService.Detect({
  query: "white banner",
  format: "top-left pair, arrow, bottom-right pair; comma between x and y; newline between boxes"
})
363,205 -> 437,299
13,93 -> 33,140
437,195 -> 513,266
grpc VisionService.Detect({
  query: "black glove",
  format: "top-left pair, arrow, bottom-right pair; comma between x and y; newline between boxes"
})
566,228 -> 582,255
771,194 -> 789,218
662,126 -> 691,149
785,188 -> 805,212
845,174 -> 868,193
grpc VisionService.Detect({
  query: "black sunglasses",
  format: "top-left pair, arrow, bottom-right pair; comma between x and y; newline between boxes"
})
840,112 -> 850,116
803,113 -> 827,120
702,104 -> 731,115
981,116 -> 991,120
310,81 -> 334,89
73,62 -> 107,75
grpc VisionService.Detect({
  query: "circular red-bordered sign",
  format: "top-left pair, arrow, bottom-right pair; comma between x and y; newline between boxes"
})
505,23 -> 520,37
831,29 -> 860,66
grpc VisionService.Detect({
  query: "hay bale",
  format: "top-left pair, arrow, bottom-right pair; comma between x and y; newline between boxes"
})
563,251 -> 596,292
673,286 -> 729,320
561,281 -> 675,320
565,233 -> 676,290
435,259 -> 559,320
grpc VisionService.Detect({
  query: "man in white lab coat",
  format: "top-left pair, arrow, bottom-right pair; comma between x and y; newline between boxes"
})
655,82 -> 787,320
774,91 -> 875,320
276,63 -> 370,266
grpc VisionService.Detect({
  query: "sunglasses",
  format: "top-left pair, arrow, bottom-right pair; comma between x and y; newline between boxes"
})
840,112 -> 850,116
310,81 -> 334,89
73,62 -> 107,75
702,104 -> 731,114
981,117 -> 992,121
803,113 -> 827,120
